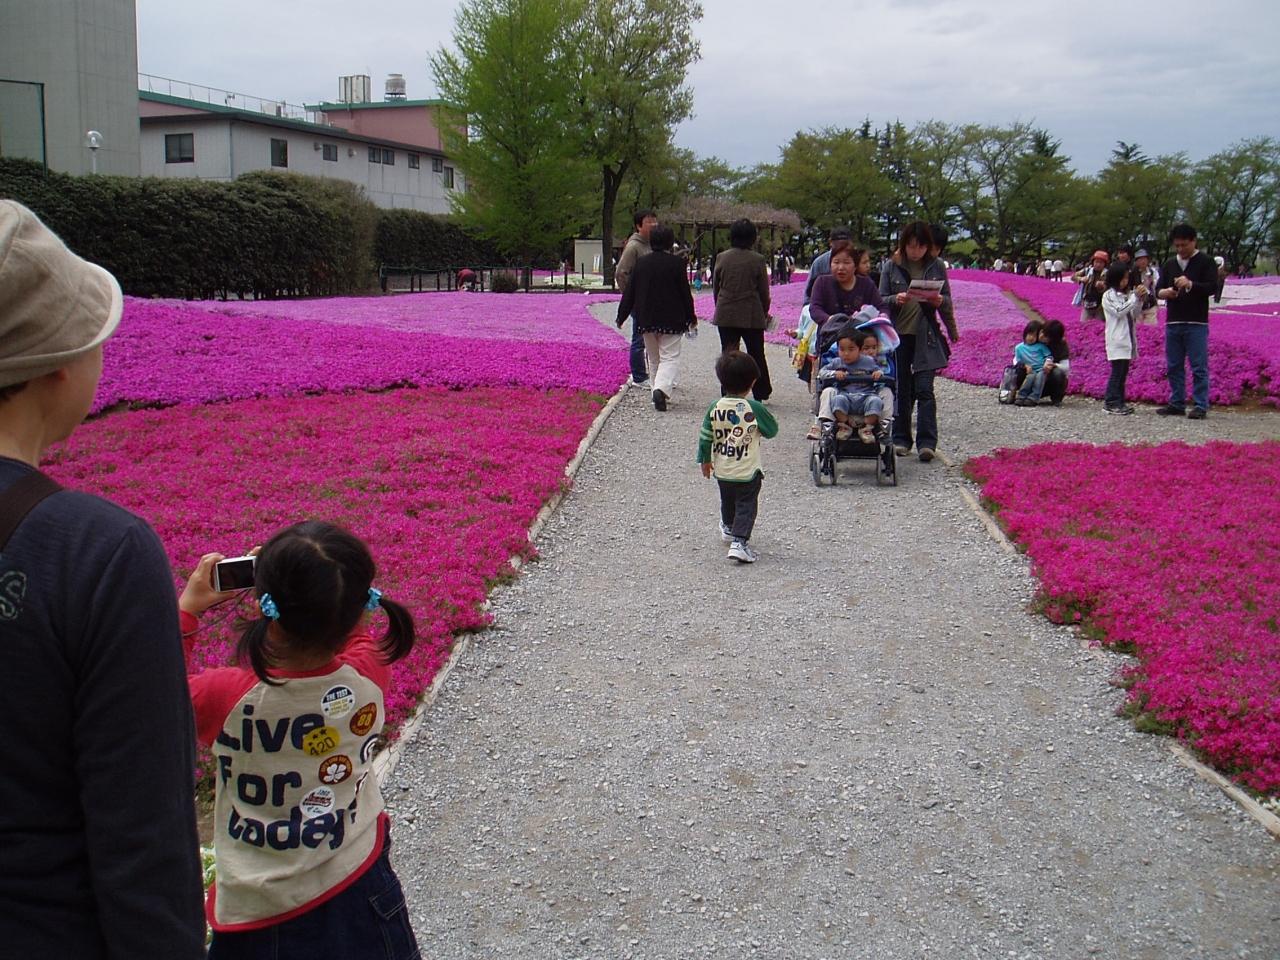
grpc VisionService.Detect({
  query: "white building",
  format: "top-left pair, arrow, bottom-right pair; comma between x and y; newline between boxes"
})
139,90 -> 464,214
0,0 -> 140,175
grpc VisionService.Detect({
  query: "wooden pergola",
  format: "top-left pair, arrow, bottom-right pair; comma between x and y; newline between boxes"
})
658,198 -> 802,272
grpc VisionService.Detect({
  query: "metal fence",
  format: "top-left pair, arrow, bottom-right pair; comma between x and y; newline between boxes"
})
138,72 -> 326,126
0,78 -> 46,168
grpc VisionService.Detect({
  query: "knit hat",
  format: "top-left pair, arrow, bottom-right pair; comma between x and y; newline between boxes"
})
1092,250 -> 1110,263
0,200 -> 122,389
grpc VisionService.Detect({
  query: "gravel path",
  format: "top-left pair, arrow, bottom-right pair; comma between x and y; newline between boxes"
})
389,305 -> 1280,959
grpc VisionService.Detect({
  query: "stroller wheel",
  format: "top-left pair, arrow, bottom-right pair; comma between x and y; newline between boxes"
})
809,444 -> 823,487
878,441 -> 897,486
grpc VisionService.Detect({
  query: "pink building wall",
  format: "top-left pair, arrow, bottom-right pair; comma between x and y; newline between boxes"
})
320,105 -> 447,152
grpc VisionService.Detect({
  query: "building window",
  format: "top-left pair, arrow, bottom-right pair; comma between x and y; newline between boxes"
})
368,146 -> 381,163
322,143 -> 338,162
408,153 -> 420,169
382,149 -> 394,165
270,138 -> 288,168
442,166 -> 454,189
432,157 -> 443,173
164,133 -> 194,164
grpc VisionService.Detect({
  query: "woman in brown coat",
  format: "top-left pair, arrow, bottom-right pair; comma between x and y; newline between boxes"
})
711,219 -> 772,401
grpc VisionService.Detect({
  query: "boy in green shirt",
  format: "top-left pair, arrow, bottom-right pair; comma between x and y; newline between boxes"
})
697,351 -> 779,564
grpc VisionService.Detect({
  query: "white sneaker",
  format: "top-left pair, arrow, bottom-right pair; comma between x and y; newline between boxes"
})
727,540 -> 757,564
718,521 -> 733,542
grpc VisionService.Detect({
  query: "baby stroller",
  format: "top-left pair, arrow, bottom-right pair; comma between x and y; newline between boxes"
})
808,310 -> 899,487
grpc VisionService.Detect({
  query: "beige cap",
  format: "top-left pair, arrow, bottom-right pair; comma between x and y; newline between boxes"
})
0,200 -> 122,389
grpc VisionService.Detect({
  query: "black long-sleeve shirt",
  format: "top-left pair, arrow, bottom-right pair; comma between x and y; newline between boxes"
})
1157,251 -> 1217,324
0,457 -> 205,959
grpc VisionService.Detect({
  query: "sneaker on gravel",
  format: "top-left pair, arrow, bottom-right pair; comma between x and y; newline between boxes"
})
652,389 -> 667,411
718,521 -> 733,542
893,445 -> 910,457
1187,407 -> 1207,419
727,540 -> 757,564
1155,404 -> 1184,416
918,447 -> 935,462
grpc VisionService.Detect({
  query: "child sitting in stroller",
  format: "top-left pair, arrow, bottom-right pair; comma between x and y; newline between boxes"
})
818,330 -> 889,443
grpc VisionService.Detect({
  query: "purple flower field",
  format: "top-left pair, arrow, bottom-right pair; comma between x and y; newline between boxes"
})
945,271 -> 1280,407
96,293 -> 628,412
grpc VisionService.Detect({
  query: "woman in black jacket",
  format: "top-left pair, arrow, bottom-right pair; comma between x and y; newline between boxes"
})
616,225 -> 697,411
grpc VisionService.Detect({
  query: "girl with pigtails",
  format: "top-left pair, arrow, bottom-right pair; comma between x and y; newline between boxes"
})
179,520 -> 421,959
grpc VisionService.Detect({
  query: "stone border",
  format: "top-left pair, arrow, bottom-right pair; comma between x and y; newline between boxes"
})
372,377 -> 631,785
955,462 -> 1280,842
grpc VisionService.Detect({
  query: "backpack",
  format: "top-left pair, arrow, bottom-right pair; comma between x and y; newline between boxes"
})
997,364 -> 1019,404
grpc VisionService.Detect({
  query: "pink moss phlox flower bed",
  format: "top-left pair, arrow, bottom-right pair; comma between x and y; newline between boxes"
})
689,277 -> 806,346
95,294 -> 628,412
207,290 -> 623,346
966,440 -> 1280,793
47,387 -> 602,729
1215,302 -> 1280,317
946,271 -> 1280,407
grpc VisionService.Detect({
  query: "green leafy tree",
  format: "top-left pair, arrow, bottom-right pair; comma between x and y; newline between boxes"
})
430,0 -> 594,263
954,123 -> 1077,262
570,0 -> 702,286
1187,137 -> 1280,272
1071,143 -> 1188,260
742,127 -> 897,245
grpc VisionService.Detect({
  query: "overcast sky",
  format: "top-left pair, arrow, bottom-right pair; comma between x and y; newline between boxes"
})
137,0 -> 1279,176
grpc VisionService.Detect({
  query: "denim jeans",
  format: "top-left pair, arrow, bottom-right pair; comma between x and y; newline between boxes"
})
1165,323 -> 1209,411
629,316 -> 648,382
207,844 -> 421,960
1018,368 -> 1046,402
1104,359 -> 1130,408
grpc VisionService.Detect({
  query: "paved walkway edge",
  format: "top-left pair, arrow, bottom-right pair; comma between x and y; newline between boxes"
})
1170,743 -> 1280,841
372,378 -> 632,786
961,468 -> 1280,842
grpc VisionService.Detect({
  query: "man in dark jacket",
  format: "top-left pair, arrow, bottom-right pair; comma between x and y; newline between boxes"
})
0,201 -> 205,958
1155,222 -> 1217,419
615,209 -> 658,385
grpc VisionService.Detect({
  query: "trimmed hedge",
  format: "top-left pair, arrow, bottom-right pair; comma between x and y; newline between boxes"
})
0,159 -> 499,299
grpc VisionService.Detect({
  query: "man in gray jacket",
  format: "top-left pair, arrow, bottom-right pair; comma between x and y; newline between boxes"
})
803,225 -> 851,305
615,209 -> 658,384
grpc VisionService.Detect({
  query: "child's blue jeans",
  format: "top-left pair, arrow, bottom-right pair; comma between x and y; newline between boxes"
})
1018,368 -> 1046,401
207,843 -> 420,960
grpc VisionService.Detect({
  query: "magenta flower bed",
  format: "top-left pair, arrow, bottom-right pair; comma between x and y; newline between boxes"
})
947,271 -> 1280,407
47,387 -> 602,730
1216,301 -> 1280,317
95,294 -> 628,412
967,440 -> 1280,793
689,277 -> 806,345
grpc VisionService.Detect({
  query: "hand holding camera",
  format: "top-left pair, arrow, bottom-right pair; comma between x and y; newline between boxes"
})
179,550 -> 259,618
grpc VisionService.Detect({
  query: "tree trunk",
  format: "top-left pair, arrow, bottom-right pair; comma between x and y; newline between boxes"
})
601,164 -> 623,290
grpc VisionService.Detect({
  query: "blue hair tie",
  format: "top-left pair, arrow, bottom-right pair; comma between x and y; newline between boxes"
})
259,593 -> 281,621
365,587 -> 382,612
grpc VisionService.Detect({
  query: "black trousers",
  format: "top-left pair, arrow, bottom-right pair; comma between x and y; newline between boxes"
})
892,334 -> 937,452
717,475 -> 761,541
717,327 -> 772,401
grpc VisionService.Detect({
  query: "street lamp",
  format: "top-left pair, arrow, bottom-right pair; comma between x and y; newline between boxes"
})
85,130 -> 103,174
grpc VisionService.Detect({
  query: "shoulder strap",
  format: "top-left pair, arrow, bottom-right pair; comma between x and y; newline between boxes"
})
0,470 -> 62,551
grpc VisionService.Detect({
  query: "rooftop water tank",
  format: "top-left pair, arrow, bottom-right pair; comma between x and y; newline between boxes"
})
385,74 -> 406,100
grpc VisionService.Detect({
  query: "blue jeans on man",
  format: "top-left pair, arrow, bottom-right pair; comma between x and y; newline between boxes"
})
629,317 -> 648,383
1165,323 -> 1209,412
